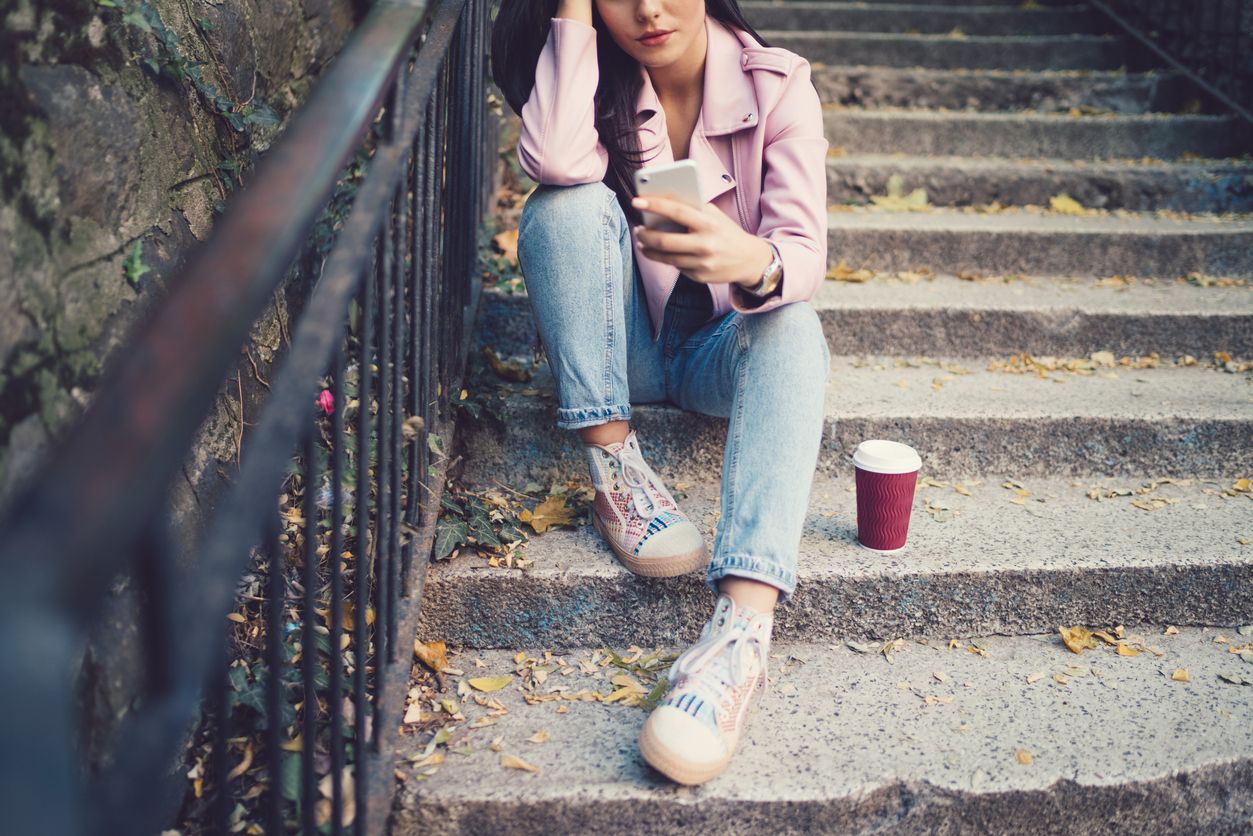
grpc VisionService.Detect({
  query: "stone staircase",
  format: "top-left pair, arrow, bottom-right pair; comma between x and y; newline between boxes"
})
395,0 -> 1253,830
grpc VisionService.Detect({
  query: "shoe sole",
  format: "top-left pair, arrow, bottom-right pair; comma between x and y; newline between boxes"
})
593,512 -> 709,577
637,711 -> 740,785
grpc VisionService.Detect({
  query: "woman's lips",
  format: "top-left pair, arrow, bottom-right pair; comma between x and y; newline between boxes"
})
638,30 -> 672,46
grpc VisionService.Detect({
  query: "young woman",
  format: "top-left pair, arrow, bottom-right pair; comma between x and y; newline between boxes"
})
490,0 -> 830,785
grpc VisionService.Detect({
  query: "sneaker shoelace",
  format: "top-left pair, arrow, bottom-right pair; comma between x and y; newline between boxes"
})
668,615 -> 771,708
612,443 -> 674,521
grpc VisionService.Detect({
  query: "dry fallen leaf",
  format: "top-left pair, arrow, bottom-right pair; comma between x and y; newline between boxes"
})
1171,668 -> 1191,682
1116,644 -> 1142,657
500,754 -> 540,773
1015,749 -> 1034,765
1059,625 -> 1099,654
520,495 -> 577,534
493,229 -> 519,264
468,675 -> 514,692
414,639 -> 449,673
527,729 -> 551,744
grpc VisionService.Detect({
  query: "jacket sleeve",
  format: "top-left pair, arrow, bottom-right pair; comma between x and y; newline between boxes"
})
730,57 -> 829,315
516,17 -> 610,185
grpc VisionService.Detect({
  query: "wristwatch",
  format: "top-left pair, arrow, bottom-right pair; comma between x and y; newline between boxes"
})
742,240 -> 783,297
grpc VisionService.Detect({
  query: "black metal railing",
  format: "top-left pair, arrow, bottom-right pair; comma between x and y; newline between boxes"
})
0,0 -> 496,832
1092,0 -> 1253,126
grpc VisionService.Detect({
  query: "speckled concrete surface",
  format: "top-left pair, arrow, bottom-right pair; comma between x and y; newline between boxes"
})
740,2 -> 1100,35
477,277 -> 1253,359
417,475 -> 1253,647
457,356 -> 1253,486
822,109 -> 1249,161
769,31 -> 1131,72
390,630 -> 1253,834
812,67 -> 1189,118
825,208 -> 1253,278
825,152 -> 1253,213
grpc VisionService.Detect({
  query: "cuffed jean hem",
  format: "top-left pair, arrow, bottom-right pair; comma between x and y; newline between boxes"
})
556,403 -> 632,431
706,555 -> 798,607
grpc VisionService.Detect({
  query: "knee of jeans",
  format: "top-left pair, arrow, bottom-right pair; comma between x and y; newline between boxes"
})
742,301 -> 830,379
519,181 -> 618,244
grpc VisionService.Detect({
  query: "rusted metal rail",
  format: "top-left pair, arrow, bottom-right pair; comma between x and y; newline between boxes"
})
0,0 -> 496,832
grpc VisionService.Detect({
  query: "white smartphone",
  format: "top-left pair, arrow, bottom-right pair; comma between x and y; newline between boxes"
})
632,159 -> 702,233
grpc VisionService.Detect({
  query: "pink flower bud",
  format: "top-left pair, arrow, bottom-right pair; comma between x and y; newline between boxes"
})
318,389 -> 334,415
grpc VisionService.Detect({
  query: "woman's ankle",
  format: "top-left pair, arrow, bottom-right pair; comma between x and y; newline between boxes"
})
578,420 -> 631,447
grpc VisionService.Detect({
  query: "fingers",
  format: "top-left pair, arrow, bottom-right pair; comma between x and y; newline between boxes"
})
632,195 -> 706,231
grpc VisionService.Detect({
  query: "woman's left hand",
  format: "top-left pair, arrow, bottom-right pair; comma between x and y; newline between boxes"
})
631,196 -> 771,287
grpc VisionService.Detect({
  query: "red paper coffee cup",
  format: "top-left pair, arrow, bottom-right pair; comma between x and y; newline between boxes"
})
853,440 -> 922,552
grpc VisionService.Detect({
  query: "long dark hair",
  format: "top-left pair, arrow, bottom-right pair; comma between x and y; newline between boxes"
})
490,1 -> 772,228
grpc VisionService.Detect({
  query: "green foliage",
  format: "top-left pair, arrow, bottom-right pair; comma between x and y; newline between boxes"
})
104,1 -> 279,136
122,238 -> 150,286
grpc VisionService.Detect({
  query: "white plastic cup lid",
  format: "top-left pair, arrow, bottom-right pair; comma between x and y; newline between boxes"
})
853,439 -> 922,474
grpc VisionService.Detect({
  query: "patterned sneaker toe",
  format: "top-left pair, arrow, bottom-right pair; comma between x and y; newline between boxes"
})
638,593 -> 773,785
585,430 -> 707,577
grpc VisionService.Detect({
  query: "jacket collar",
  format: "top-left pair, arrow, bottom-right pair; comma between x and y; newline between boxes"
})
634,15 -> 760,136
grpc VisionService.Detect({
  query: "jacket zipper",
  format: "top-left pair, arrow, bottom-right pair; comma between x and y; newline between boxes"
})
729,134 -> 750,230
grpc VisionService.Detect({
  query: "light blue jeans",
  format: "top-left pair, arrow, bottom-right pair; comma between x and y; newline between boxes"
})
515,180 -> 829,606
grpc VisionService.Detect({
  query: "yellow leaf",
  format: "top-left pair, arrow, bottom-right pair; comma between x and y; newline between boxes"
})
1233,478 -> 1251,493
527,729 -> 550,744
414,639 -> 449,673
482,346 -> 532,383
493,228 -> 519,265
1059,625 -> 1099,654
1171,668 -> 1190,682
468,675 -> 513,692
410,751 -> 444,769
1049,193 -> 1087,215
1164,625 -> 1179,636
1015,749 -> 1034,765
281,736 -> 303,752
227,611 -> 247,623
520,495 -> 576,534
500,754 -> 540,772
825,259 -> 874,283
1116,644 -> 1142,657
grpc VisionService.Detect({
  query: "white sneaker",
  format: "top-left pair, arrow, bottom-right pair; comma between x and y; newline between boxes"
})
638,593 -> 772,784
584,429 -> 707,577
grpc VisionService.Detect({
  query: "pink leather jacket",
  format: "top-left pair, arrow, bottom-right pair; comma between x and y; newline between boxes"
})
517,14 -> 829,340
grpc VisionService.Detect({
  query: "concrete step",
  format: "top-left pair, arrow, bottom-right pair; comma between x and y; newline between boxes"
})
824,108 -> 1252,160
764,31 -> 1142,71
827,152 -> 1253,213
392,631 -> 1253,833
812,66 -> 1197,115
417,474 -> 1253,647
478,276 -> 1253,360
457,355 -> 1253,487
825,208 -> 1253,279
741,1 -> 1102,35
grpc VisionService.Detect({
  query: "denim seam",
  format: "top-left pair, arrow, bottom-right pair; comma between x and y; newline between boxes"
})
717,321 -> 750,560
707,555 -> 797,602
601,194 -> 615,407
556,403 -> 632,430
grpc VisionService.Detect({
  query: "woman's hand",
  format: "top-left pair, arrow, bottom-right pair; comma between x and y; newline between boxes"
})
554,0 -> 592,25
630,196 -> 774,287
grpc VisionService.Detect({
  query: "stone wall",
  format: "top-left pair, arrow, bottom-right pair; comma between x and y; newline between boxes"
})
0,0 -> 360,786
0,0 -> 357,509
